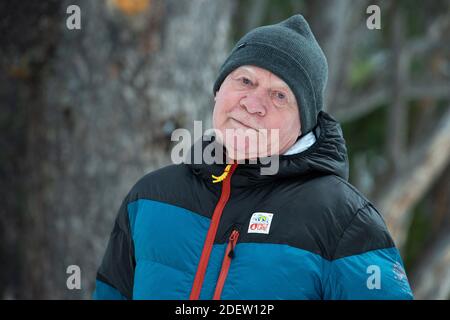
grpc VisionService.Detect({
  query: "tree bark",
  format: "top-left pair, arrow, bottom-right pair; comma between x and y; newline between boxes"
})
1,0 -> 235,299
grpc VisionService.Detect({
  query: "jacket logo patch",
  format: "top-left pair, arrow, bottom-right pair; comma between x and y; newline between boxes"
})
247,212 -> 274,234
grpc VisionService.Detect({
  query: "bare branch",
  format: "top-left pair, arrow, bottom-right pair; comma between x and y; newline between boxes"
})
407,15 -> 450,56
334,86 -> 388,122
374,107 -> 450,248
406,82 -> 450,100
334,81 -> 450,123
332,12 -> 449,123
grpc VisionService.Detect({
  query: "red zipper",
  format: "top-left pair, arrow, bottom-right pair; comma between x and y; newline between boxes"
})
213,229 -> 240,300
189,163 -> 238,300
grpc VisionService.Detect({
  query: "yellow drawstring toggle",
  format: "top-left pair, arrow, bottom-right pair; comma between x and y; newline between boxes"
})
212,164 -> 232,183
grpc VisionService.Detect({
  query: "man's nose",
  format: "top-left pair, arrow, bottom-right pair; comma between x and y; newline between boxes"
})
240,90 -> 267,116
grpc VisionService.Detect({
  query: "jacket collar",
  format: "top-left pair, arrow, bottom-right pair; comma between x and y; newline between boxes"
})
282,130 -> 316,155
186,111 -> 349,188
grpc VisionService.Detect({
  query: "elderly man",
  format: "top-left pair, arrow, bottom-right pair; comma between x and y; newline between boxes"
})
93,14 -> 414,300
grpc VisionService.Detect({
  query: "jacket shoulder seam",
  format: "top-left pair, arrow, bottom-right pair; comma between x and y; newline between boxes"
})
328,175 -> 371,204
330,202 -> 371,260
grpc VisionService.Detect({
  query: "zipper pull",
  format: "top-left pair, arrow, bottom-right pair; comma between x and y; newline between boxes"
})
211,164 -> 232,183
212,228 -> 240,300
227,229 -> 240,259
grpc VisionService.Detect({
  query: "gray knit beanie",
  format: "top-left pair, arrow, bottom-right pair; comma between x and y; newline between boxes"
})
213,14 -> 328,137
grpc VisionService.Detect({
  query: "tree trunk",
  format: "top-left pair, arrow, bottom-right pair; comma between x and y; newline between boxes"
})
1,0 -> 235,299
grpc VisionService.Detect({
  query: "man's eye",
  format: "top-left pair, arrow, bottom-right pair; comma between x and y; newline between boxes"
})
241,77 -> 251,85
272,91 -> 286,101
276,92 -> 286,100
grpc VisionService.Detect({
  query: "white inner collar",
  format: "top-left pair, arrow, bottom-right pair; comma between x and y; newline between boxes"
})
282,131 -> 316,156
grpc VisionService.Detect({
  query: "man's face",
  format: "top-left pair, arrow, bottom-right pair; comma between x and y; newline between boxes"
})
213,65 -> 301,160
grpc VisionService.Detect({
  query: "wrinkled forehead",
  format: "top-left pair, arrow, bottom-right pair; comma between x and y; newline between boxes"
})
231,65 -> 291,90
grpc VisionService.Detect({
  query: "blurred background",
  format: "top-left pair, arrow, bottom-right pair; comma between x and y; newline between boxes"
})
0,0 -> 449,299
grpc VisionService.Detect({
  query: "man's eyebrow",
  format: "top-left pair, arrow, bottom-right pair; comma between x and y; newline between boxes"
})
267,73 -> 290,90
233,66 -> 255,76
270,81 -> 290,91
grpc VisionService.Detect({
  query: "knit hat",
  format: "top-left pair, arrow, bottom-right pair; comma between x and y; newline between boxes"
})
213,14 -> 328,137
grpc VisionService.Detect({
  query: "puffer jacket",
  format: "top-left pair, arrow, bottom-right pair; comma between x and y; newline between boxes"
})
93,111 -> 414,300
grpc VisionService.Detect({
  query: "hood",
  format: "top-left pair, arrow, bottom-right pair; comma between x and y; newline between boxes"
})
186,111 -> 349,188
